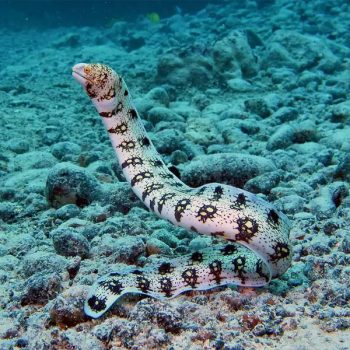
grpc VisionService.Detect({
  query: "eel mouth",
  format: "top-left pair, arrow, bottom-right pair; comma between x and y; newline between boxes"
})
72,63 -> 94,86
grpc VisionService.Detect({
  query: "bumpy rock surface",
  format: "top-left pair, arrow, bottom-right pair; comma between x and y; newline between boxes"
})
46,162 -> 102,208
181,153 -> 276,188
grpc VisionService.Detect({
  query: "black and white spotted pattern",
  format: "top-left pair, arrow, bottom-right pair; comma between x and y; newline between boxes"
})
72,63 -> 292,319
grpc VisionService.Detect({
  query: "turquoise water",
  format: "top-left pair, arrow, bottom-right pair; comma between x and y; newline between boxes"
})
0,1 -> 349,349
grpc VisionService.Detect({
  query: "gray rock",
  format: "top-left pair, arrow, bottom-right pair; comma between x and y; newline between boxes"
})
0,255 -> 20,271
269,67 -> 296,85
270,107 -> 298,123
51,227 -> 90,258
297,71 -> 323,87
188,64 -> 212,87
49,286 -> 88,327
172,103 -> 200,120
262,30 -> 340,72
52,33 -> 80,48
246,28 -> 264,48
327,86 -> 347,102
99,215 -> 148,238
22,251 -> 68,277
304,242 -> 331,256
40,126 -> 62,146
318,53 -> 342,74
330,100 -> 350,123
244,98 -> 271,118
180,140 -> 205,159
55,204 -> 80,220
51,141 -> 82,162
0,202 -> 18,223
6,233 -> 36,257
146,87 -> 170,107
105,19 -> 128,39
146,237 -> 172,256
21,192 -> 48,217
262,42 -> 296,69
323,219 -> 340,235
81,202 -> 110,223
169,150 -> 188,165
134,97 -> 158,117
10,151 -> 57,171
46,162 -> 102,208
341,235 -> 350,254
154,129 -> 185,154
275,194 -> 306,214
217,119 -> 248,145
129,299 -> 183,334
316,149 -> 333,166
78,150 -> 103,167
157,53 -> 213,88
322,129 -> 350,149
244,170 -> 281,194
202,103 -> 228,119
150,229 -> 180,248
157,54 -> 184,77
186,118 -> 224,146
239,120 -> 260,135
0,244 -> 7,258
90,235 -> 145,263
310,181 -> 349,219
306,170 -> 329,189
101,182 -> 140,214
263,93 -> 284,112
21,272 -> 62,305
121,34 -> 145,51
181,153 -> 276,188
227,78 -> 255,92
92,318 -> 138,347
213,30 -> 258,78
267,125 -> 294,151
288,181 -> 314,197
192,93 -> 210,111
154,121 -> 186,133
213,36 -> 239,74
293,121 -> 318,144
87,160 -> 114,178
167,68 -> 191,87
148,107 -> 184,125
334,154 -> 350,181
219,107 -> 249,120
188,236 -> 211,251
6,138 -> 30,154
80,223 -> 100,241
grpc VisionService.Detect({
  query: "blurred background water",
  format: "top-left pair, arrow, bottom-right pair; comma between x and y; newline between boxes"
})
0,0 -> 223,29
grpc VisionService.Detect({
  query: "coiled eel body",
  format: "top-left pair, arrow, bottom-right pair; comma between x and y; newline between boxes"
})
72,63 -> 292,319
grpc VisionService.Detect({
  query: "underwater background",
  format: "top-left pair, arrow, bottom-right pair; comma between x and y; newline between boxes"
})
0,0 -> 349,349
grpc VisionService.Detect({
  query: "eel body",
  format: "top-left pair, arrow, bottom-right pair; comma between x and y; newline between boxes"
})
72,63 -> 292,318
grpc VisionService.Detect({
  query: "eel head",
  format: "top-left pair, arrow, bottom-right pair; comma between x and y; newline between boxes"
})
72,63 -> 119,114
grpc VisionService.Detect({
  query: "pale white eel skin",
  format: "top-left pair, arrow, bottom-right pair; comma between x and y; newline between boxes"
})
72,63 -> 292,319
